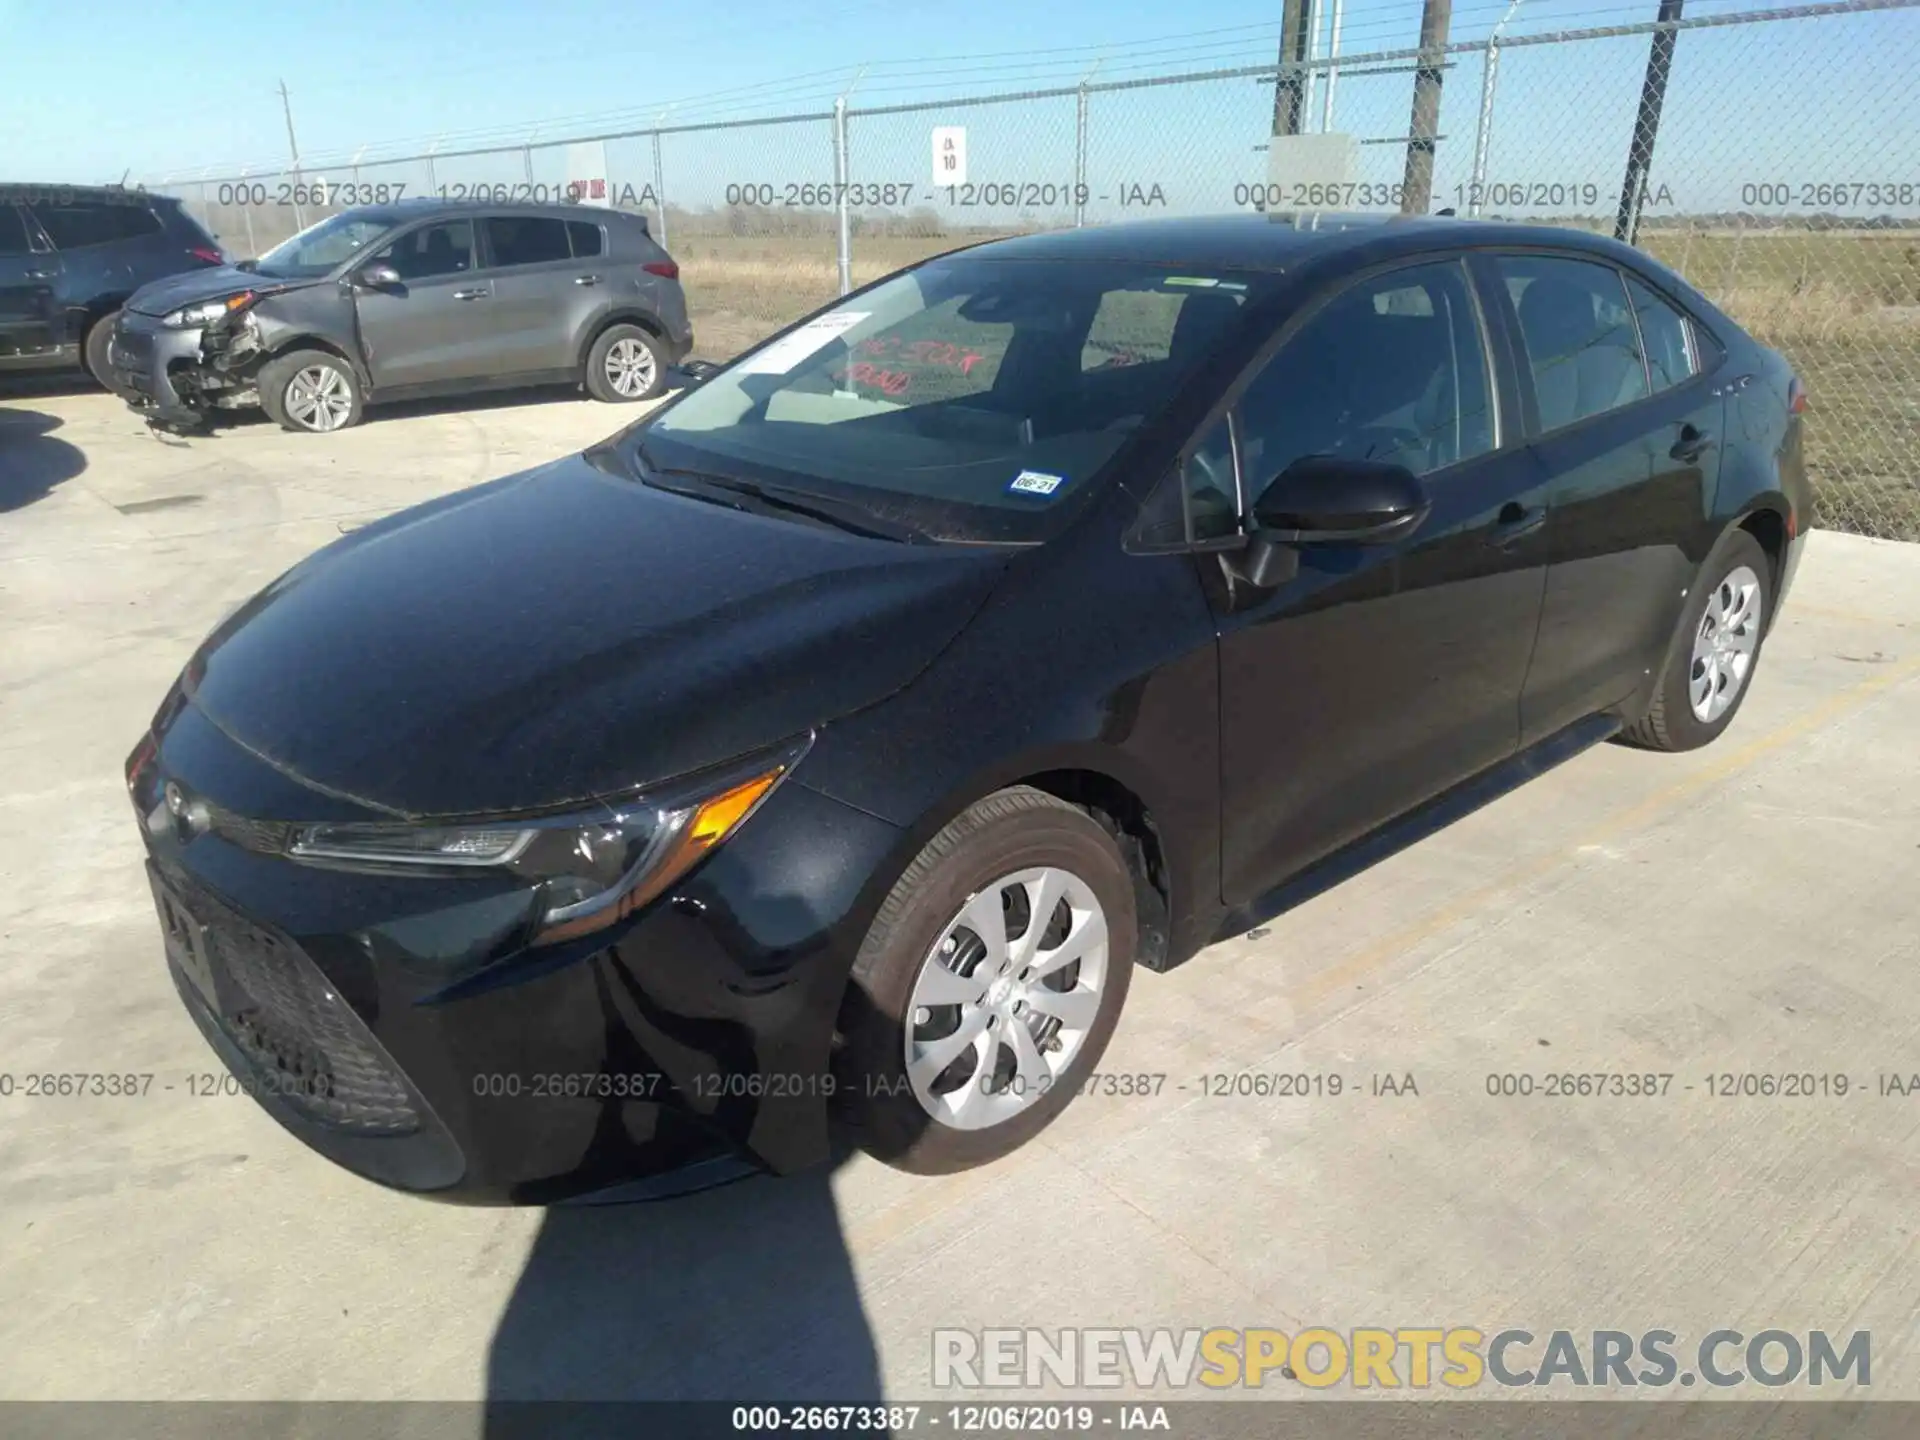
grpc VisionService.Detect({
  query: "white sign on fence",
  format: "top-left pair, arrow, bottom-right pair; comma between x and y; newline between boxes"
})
1264,132 -> 1360,205
567,140 -> 610,202
932,127 -> 968,189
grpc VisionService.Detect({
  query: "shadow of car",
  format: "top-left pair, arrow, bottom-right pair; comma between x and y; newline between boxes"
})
0,406 -> 87,512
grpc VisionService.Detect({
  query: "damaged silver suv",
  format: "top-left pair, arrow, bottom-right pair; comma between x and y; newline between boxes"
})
109,198 -> 693,433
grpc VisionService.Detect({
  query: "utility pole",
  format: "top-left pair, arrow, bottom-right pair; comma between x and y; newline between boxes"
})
1401,0 -> 1453,213
1270,0 -> 1316,139
277,79 -> 306,231
1614,0 -> 1684,245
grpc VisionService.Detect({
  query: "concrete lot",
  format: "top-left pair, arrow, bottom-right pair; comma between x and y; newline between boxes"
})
2,376 -> 1917,1405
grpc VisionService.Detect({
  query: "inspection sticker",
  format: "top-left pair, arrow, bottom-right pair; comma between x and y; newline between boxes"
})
1008,470 -> 1065,497
735,311 -> 870,375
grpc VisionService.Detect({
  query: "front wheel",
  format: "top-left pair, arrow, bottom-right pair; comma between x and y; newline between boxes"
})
584,324 -> 667,403
1620,528 -> 1772,752
258,349 -> 364,434
839,787 -> 1137,1175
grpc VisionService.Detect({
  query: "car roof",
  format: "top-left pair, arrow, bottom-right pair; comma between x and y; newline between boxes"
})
949,212 -> 1647,273
335,197 -> 643,224
4,183 -> 181,209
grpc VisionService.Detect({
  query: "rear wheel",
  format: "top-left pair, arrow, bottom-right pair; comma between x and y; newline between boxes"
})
259,349 -> 364,434
839,787 -> 1136,1174
584,324 -> 667,403
1621,529 -> 1772,752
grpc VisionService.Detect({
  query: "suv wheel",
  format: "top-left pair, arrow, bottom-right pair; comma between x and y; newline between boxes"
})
83,311 -> 126,393
838,787 -> 1136,1175
585,324 -> 667,403
259,350 -> 364,434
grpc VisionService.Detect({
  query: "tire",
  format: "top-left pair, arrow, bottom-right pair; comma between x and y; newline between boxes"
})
839,786 -> 1137,1175
83,310 -> 126,393
258,349 -> 364,434
1620,528 -> 1772,752
584,324 -> 667,403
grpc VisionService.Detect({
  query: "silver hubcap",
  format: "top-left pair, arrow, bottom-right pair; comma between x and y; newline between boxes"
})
605,338 -> 656,397
1689,564 -> 1763,723
285,364 -> 353,432
904,866 -> 1109,1131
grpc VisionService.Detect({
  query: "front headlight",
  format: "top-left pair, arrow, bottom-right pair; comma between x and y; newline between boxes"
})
286,739 -> 808,946
163,292 -> 257,329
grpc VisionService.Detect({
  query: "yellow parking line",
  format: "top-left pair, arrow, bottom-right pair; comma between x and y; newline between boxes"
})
1784,603 -> 1914,627
1296,654 -> 1920,1011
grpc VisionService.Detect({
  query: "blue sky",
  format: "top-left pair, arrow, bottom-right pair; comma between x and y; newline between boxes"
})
5,0 -> 1915,217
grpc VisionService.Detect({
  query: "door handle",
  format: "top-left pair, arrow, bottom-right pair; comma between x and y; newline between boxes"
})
452,287 -> 490,301
573,274 -> 602,286
26,269 -> 57,280
1671,423 -> 1715,462
1490,501 -> 1547,546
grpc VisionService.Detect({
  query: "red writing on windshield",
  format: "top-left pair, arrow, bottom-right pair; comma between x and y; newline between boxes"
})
833,362 -> 914,396
857,336 -> 986,375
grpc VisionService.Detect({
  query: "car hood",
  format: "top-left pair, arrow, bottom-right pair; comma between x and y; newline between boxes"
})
126,264 -> 320,317
181,452 -> 1011,818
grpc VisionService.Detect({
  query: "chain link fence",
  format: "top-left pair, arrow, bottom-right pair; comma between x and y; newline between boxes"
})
149,0 -> 1920,540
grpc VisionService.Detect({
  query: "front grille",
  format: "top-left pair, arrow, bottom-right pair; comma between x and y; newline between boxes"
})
184,882 -> 420,1137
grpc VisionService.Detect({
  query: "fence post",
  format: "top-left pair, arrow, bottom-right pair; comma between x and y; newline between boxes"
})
1614,0 -> 1684,245
834,97 -> 853,297
1400,0 -> 1453,214
652,128 -> 668,248
1074,83 -> 1091,228
1272,0 -> 1314,137
1469,0 -> 1525,217
1320,0 -> 1346,131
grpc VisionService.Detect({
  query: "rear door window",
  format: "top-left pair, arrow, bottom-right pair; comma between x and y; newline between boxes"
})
1497,255 -> 1651,432
29,200 -> 161,248
483,216 -> 572,267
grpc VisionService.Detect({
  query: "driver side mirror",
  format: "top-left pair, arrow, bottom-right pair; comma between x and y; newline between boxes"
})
1251,455 -> 1430,544
354,262 -> 401,289
1228,455 -> 1430,589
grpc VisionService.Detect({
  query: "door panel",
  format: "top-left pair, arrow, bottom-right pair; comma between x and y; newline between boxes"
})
1499,259 -> 1728,744
0,205 -> 63,360
1213,259 -> 1550,905
353,219 -> 496,389
1518,387 -> 1723,743
478,215 -> 601,375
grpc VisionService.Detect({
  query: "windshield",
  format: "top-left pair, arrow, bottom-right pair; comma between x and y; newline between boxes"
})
253,211 -> 399,278
642,256 -> 1272,542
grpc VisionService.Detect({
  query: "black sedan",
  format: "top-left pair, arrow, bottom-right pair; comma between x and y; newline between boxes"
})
127,214 -> 1808,1202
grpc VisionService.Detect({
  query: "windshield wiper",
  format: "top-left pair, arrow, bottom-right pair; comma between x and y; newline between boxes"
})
632,444 -> 924,543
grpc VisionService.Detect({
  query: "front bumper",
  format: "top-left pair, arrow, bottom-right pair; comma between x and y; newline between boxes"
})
111,309 -> 264,427
110,312 -> 212,426
130,696 -> 903,1204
